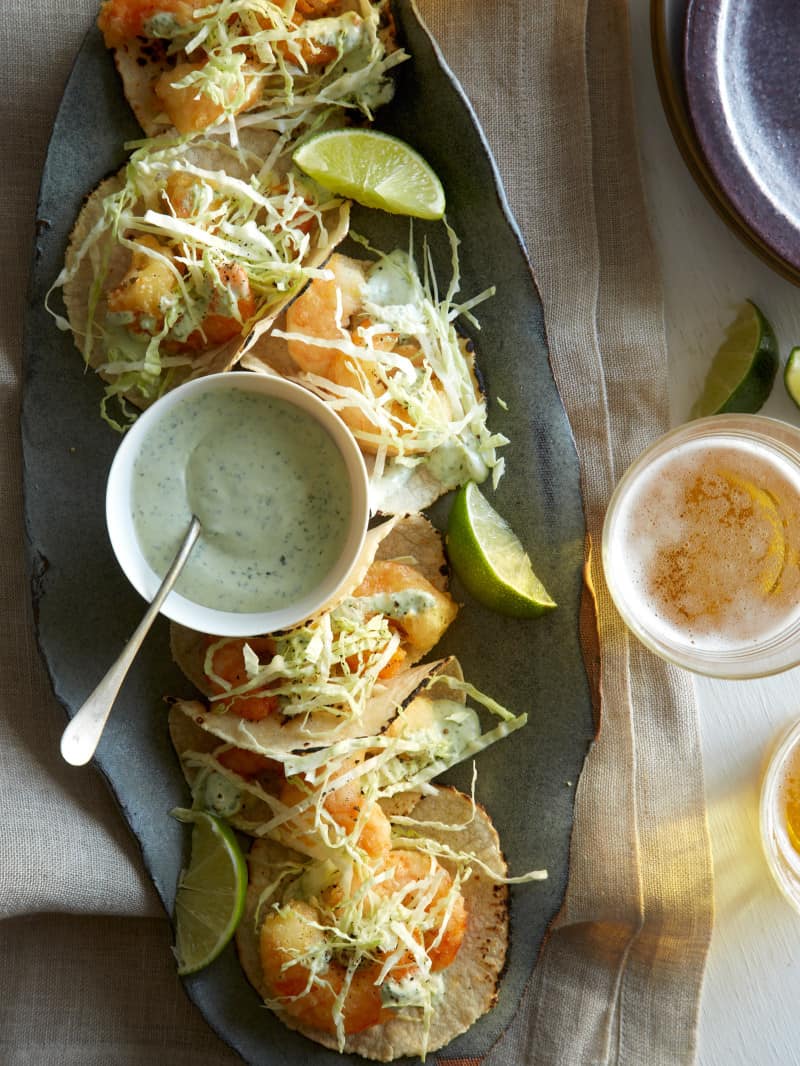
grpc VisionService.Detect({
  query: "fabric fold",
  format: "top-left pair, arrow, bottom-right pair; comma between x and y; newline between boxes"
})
424,0 -> 714,1063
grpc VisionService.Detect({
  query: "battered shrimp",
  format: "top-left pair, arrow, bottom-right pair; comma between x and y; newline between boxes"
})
279,769 -> 392,859
260,902 -> 390,1033
154,62 -> 265,135
106,236 -> 177,327
199,559 -> 455,723
296,0 -> 344,15
207,637 -> 280,721
285,254 -> 453,454
377,849 -> 467,972
97,0 -> 205,49
286,254 -> 369,377
350,560 -> 458,661
258,849 -> 468,1035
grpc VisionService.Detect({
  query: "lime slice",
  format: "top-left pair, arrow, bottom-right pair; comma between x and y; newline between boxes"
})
784,346 -> 800,409
293,129 -> 445,220
446,482 -> 556,618
690,300 -> 778,418
171,808 -> 247,975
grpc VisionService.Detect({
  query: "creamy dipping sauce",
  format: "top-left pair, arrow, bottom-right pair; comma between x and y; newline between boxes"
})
131,388 -> 352,612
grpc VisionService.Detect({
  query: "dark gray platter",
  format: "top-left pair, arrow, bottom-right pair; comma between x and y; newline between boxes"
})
22,3 -> 594,1063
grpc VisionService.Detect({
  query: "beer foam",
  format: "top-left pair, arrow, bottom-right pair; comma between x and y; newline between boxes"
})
607,434 -> 800,652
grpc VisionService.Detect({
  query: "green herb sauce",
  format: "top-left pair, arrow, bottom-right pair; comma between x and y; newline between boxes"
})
132,388 -> 351,612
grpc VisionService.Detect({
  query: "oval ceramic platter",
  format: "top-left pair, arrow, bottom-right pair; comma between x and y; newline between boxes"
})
22,3 -> 594,1063
684,0 -> 800,277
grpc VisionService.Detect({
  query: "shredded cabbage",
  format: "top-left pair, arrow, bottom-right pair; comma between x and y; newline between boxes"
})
273,223 -> 508,505
129,0 -> 407,131
176,676 -> 542,1053
256,846 -> 462,1054
180,674 -> 530,855
47,133 -> 342,427
202,600 -> 402,724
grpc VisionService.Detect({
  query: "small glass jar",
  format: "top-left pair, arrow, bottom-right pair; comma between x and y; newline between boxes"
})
761,719 -> 800,913
602,414 -> 800,678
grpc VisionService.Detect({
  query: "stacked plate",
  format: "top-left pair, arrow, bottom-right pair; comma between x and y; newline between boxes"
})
652,0 -> 800,285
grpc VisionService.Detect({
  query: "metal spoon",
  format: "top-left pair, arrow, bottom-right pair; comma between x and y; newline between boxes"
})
60,516 -> 202,767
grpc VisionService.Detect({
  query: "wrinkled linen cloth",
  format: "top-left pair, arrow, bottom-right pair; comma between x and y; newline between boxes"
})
0,1 -> 713,1064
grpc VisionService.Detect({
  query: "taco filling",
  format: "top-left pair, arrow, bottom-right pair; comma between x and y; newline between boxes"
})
235,787 -> 543,1060
96,0 -> 406,137
50,131 -> 348,423
175,559 -> 456,726
168,657 -> 529,834
244,228 -> 508,512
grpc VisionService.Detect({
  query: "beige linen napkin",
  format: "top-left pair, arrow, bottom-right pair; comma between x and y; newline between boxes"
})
424,3 -> 714,1063
1,0 -> 713,1063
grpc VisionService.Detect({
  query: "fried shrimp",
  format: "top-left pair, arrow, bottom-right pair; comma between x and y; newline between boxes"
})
106,235 -> 177,326
279,759 -> 393,860
257,847 -> 468,1037
97,0 -> 404,138
154,62 -> 265,135
260,902 -> 390,1034
349,560 -> 458,662
97,0 -> 206,49
195,556 -> 456,723
206,636 -> 280,721
285,254 -> 453,454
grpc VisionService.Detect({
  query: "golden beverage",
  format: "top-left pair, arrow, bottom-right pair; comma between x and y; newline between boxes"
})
761,720 -> 800,913
603,416 -> 800,677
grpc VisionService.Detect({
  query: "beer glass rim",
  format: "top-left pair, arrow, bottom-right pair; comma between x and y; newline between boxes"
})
760,718 -> 800,914
602,414 -> 800,679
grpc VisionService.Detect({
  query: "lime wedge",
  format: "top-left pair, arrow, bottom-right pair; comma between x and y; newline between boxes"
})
784,346 -> 800,409
293,129 -> 445,220
446,482 -> 556,618
171,808 -> 247,975
690,300 -> 778,418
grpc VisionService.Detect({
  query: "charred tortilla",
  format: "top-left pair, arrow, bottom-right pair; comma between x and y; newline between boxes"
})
235,786 -> 509,1061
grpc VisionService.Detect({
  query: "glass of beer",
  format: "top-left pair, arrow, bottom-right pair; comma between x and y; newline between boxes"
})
602,414 -> 800,678
761,719 -> 800,912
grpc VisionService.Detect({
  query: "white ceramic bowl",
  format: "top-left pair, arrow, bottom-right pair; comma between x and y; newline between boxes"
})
106,372 -> 369,636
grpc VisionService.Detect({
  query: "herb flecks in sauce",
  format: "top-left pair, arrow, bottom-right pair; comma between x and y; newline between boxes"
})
132,389 -> 351,612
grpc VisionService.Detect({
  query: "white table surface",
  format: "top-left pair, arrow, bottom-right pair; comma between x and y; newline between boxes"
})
628,7 -> 800,1064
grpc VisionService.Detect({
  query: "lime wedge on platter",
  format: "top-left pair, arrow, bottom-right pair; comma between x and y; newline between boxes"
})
293,129 -> 446,220
172,808 -> 247,976
690,300 -> 778,418
446,482 -> 557,618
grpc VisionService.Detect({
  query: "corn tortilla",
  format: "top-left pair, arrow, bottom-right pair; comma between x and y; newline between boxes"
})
235,786 -> 509,1061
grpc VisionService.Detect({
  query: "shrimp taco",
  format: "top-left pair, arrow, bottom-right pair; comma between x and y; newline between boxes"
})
242,230 -> 508,513
166,654 -> 528,835
96,0 -> 405,138
168,514 -> 460,753
235,785 -> 512,1060
52,128 -> 349,424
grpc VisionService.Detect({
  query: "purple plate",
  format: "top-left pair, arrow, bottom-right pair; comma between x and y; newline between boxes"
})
684,0 -> 800,274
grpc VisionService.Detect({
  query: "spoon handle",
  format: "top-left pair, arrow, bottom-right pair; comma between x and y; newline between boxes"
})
60,516 -> 202,767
